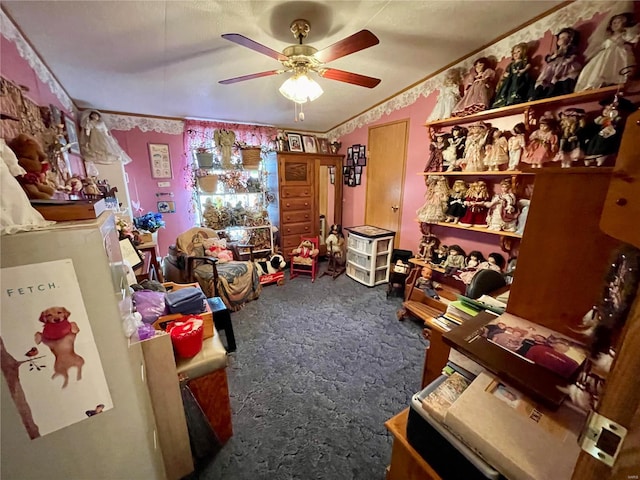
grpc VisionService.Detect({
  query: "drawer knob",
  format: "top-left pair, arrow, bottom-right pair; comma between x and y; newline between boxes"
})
616,198 -> 628,206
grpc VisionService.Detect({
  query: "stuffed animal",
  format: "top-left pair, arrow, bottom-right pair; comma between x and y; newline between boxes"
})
7,134 -> 56,200
254,253 -> 287,276
202,237 -> 234,262
325,224 -> 346,265
291,239 -> 319,265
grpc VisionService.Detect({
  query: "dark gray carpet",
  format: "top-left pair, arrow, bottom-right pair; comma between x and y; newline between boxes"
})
189,272 -> 428,480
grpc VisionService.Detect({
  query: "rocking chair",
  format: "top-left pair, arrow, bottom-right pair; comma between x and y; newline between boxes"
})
289,236 -> 319,282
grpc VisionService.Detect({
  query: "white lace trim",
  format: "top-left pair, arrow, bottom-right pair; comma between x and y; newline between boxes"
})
0,10 -> 74,113
102,113 -> 185,134
327,0 -> 614,141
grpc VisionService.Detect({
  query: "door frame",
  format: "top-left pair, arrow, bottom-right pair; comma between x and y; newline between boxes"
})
365,118 -> 410,247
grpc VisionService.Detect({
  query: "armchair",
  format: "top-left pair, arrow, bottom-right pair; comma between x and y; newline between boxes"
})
163,227 -> 262,311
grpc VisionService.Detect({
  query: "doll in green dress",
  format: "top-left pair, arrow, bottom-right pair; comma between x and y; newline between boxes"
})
492,43 -> 533,108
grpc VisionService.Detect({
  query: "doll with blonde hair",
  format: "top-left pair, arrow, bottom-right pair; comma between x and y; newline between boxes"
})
427,69 -> 462,121
485,179 -> 519,232
444,179 -> 468,223
458,181 -> 490,227
417,176 -> 450,223
484,128 -> 509,171
492,43 -> 533,108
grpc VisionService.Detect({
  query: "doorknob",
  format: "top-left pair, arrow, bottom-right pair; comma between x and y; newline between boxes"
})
391,205 -> 399,212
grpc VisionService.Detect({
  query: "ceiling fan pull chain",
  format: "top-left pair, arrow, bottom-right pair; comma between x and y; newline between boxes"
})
299,103 -> 305,122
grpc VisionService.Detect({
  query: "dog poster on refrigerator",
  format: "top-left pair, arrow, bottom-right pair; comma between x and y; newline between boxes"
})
1,259 -> 113,439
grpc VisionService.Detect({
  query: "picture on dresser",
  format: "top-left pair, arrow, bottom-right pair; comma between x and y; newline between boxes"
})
287,133 -> 303,152
302,135 -> 317,153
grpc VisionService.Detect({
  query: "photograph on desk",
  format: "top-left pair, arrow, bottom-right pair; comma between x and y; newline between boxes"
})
421,372 -> 471,422
480,312 -> 588,379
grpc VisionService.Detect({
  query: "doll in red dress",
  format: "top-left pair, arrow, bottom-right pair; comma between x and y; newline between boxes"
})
523,114 -> 559,168
458,180 -> 490,227
452,58 -> 496,117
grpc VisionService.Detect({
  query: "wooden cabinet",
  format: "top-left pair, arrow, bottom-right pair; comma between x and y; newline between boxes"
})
275,151 -> 343,258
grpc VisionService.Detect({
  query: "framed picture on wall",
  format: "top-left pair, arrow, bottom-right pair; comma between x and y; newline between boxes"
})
63,115 -> 80,154
357,145 -> 367,166
148,143 -> 172,179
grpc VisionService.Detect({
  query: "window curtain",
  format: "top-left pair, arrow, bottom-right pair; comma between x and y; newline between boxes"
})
183,119 -> 278,153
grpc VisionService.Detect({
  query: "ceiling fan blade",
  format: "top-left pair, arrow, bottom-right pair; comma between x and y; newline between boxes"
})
221,34 -> 287,62
320,68 -> 381,88
314,30 -> 379,63
219,70 -> 282,85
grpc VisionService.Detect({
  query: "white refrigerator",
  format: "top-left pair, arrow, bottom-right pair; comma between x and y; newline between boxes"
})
1,213 -> 167,479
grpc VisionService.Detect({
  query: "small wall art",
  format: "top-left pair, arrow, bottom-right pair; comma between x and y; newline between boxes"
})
148,143 -> 172,179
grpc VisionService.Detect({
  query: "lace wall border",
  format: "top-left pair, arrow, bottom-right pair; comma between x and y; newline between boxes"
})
101,113 -> 184,135
0,9 -> 74,113
326,0 -> 614,141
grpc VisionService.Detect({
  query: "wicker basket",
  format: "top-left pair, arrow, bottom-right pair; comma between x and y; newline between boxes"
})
195,152 -> 215,168
241,148 -> 262,170
198,175 -> 218,193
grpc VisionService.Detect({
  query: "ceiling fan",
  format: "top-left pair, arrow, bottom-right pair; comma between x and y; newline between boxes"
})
219,19 -> 381,91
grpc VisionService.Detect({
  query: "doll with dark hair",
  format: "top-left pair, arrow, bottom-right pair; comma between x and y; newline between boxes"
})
531,27 -> 582,100
431,244 -> 448,267
492,42 -> 533,108
575,12 -> 639,91
456,250 -> 487,284
523,113 -> 559,168
443,244 -> 467,275
484,128 -> 509,171
508,123 -> 527,170
424,129 -> 448,172
444,179 -> 468,223
452,57 -> 495,117
445,126 -> 467,171
417,234 -> 440,262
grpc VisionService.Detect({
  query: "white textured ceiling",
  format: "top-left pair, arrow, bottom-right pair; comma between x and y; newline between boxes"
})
2,1 -> 563,132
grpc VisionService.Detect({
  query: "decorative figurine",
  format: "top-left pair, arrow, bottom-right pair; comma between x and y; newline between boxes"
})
417,233 -> 440,262
443,244 -> 467,275
79,110 -> 133,165
583,95 -> 638,166
325,223 -> 346,266
458,180 -> 490,227
452,58 -> 496,117
531,27 -> 582,100
417,175 -> 450,223
507,123 -> 527,171
427,69 -> 462,122
484,128 -> 509,171
554,108 -> 587,168
485,178 -> 519,232
575,12 -> 639,92
415,265 -> 440,299
492,43 -> 533,108
424,129 -> 448,172
445,126 -> 468,171
444,179 -> 468,223
523,113 -> 559,168
462,121 -> 490,172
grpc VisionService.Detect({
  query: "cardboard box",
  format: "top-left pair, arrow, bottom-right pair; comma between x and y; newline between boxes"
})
31,198 -> 107,221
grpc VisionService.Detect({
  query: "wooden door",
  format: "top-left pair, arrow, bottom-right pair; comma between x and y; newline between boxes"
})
365,120 -> 409,246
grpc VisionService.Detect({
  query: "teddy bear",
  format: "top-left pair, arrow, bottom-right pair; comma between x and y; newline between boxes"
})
202,237 -> 234,262
7,133 -> 56,200
291,239 -> 319,265
325,224 -> 346,266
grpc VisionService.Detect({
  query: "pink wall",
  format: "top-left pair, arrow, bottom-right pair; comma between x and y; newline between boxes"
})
335,8 -> 630,260
112,129 -> 189,256
1,36 -> 84,174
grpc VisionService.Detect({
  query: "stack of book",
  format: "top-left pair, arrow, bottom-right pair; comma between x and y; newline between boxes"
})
431,299 -> 481,332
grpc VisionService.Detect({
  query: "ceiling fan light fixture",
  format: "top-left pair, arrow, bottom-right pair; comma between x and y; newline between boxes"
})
279,72 -> 323,104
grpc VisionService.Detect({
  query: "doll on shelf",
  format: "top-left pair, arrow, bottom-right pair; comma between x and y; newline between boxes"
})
485,178 -> 519,232
575,12 -> 639,92
554,108 -> 587,168
427,69 -> 462,122
582,95 -> 638,166
417,234 -> 440,262
492,42 -> 533,108
507,122 -> 527,171
462,121 -> 490,172
415,265 -> 441,299
452,57 -> 496,117
530,27 -> 582,100
523,113 -> 559,168
458,180 -> 490,227
444,179 -> 468,223
455,251 -> 486,284
431,244 -> 448,267
79,110 -> 133,165
484,128 -> 509,171
424,129 -> 448,172
416,175 -> 450,223
445,126 -> 468,171
443,244 -> 467,275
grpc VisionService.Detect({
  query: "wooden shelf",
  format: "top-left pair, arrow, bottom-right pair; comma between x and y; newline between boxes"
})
424,84 -> 629,128
432,221 -> 522,238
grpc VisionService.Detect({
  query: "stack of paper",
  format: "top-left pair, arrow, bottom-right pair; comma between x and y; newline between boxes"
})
421,372 -> 471,423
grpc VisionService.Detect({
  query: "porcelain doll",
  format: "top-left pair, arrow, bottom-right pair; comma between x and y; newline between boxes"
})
416,175 -> 450,223
455,251 -> 487,284
458,180 -> 490,227
430,244 -> 449,267
507,123 -> 527,170
575,12 -> 639,92
477,252 -> 506,273
79,110 -> 133,165
452,58 -> 495,117
461,122 -> 489,172
492,43 -> 533,108
424,129 -> 448,172
417,234 -> 440,261
515,198 -> 530,235
484,128 -> 509,171
485,178 -> 519,232
427,69 -> 461,121
531,27 -> 582,100
443,244 -> 467,275
415,265 -> 440,299
442,136 -> 458,171
523,114 -> 558,168
445,126 -> 467,171
554,108 -> 587,168
444,179 -> 468,223
583,96 -> 638,166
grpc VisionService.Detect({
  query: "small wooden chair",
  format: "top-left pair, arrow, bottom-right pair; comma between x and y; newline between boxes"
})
289,236 -> 319,282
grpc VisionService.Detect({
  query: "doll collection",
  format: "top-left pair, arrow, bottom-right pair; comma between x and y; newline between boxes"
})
424,9 -> 639,171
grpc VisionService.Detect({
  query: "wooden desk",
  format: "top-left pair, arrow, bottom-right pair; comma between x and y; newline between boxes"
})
385,409 -> 442,480
138,240 -> 165,282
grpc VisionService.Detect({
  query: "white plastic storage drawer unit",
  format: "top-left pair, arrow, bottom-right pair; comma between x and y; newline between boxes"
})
344,225 -> 395,287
